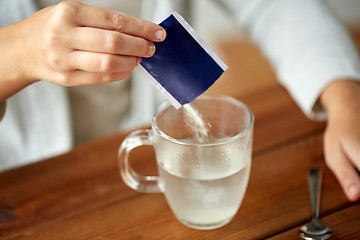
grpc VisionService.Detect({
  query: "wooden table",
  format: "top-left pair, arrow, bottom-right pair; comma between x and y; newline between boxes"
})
1,34 -> 360,240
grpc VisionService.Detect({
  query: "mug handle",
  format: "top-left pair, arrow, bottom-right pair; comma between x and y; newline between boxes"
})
118,129 -> 162,193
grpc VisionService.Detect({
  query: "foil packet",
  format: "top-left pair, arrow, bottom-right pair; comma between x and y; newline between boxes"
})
138,11 -> 228,109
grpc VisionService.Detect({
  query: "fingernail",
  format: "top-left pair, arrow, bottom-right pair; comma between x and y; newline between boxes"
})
148,44 -> 155,57
348,184 -> 360,200
136,57 -> 142,65
155,29 -> 166,41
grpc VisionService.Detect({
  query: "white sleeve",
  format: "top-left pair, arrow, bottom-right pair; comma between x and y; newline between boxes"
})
219,0 -> 360,120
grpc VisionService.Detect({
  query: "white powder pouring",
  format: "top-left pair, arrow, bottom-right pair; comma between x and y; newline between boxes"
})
183,104 -> 210,143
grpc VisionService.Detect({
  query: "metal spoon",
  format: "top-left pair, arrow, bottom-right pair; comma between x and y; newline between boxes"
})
299,168 -> 332,240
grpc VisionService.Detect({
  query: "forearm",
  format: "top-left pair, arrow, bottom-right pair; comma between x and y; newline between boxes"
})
320,79 -> 360,118
0,21 -> 35,102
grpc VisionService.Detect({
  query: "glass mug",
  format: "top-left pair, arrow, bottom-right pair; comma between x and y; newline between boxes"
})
118,94 -> 254,230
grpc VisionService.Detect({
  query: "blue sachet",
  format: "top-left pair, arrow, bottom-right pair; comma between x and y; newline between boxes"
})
138,11 -> 228,109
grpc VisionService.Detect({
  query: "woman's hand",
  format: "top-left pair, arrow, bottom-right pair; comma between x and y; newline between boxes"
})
320,79 -> 360,201
0,1 -> 166,100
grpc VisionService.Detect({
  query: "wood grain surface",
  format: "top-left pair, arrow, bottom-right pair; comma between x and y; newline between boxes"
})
1,30 -> 360,240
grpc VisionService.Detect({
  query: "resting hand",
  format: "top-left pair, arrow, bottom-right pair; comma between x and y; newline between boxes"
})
320,79 -> 360,201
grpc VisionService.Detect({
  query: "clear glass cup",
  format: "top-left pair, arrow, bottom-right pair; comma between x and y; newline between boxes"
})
118,94 -> 254,230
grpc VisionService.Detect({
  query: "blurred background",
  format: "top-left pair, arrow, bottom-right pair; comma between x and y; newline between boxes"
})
61,0 -> 360,45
